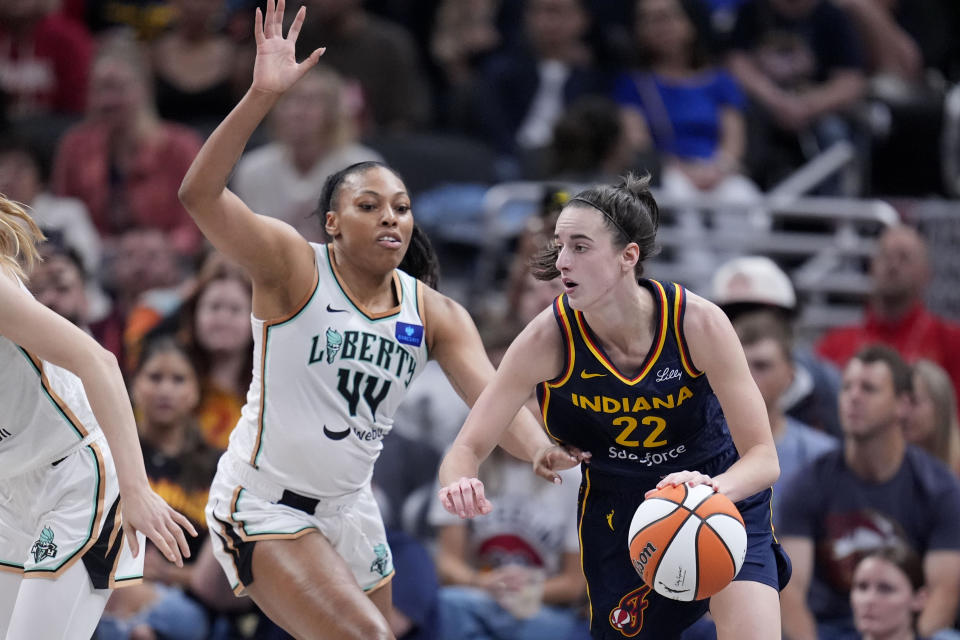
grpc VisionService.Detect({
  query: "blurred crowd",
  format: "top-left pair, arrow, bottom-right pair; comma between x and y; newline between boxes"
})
3,0 -> 960,639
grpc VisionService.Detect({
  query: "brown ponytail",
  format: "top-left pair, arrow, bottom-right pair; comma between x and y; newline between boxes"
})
0,195 -> 44,280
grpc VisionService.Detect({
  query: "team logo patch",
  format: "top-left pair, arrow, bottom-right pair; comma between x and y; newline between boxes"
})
395,322 -> 423,347
370,543 -> 391,576
325,328 -> 343,363
31,526 -> 58,563
609,585 -> 651,637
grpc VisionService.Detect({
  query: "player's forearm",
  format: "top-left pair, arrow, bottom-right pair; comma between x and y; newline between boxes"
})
179,90 -> 278,207
713,443 -> 779,503
498,409 -> 553,463
439,441 -> 486,487
80,349 -> 150,493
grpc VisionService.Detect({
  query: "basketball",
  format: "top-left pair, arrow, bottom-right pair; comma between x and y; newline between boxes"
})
628,483 -> 747,601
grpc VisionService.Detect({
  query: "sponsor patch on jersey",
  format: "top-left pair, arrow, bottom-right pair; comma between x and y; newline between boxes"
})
395,322 -> 424,347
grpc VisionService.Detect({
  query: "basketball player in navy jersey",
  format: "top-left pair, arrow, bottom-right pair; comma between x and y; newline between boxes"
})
439,174 -> 791,639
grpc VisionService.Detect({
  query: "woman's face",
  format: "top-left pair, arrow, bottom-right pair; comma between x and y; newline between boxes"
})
851,556 -> 922,639
325,167 -> 413,275
133,350 -> 200,428
195,278 -> 252,354
553,204 -> 631,310
87,57 -> 146,126
635,0 -> 694,60
272,73 -> 336,145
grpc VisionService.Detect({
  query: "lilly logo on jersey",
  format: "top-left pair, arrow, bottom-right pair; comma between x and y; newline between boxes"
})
655,367 -> 682,383
395,322 -> 423,347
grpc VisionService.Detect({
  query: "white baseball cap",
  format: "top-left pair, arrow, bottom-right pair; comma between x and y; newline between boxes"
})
711,256 -> 796,311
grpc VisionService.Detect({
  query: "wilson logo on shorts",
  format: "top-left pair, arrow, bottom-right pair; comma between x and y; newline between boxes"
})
609,584 -> 651,637
31,526 -> 58,563
370,543 -> 390,576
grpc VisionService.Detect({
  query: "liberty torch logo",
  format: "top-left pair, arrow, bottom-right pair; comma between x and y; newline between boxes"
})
31,526 -> 58,563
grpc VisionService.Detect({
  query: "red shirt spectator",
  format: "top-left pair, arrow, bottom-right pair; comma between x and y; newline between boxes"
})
51,120 -> 201,249
0,11 -> 93,118
816,225 -> 960,401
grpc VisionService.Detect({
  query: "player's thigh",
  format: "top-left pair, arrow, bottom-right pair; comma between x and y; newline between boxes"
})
6,560 -> 110,640
710,579 -> 781,640
368,578 -> 392,621
246,531 -> 393,640
0,570 -> 23,638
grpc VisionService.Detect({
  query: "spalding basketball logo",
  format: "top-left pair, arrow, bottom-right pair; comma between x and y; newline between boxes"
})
608,585 -> 651,637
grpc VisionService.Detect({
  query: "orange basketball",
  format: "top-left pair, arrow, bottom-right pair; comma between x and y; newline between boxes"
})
628,483 -> 747,601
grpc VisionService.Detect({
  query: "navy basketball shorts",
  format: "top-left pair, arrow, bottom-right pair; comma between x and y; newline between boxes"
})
577,467 -> 792,639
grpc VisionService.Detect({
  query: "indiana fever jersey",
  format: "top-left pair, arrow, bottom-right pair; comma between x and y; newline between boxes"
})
0,278 -> 102,479
228,243 -> 428,497
537,281 -> 737,480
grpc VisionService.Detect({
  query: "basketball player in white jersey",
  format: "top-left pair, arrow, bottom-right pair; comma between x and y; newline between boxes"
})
0,195 -> 197,639
178,1 -> 582,638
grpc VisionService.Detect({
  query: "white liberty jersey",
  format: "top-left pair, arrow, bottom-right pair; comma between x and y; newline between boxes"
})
0,278 -> 102,478
229,243 -> 429,497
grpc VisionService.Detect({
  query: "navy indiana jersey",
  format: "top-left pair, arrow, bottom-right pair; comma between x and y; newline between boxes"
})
537,280 -> 737,483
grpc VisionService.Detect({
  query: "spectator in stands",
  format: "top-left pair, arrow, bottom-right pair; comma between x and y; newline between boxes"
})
430,0 -> 501,92
614,0 -> 760,213
0,0 -> 93,121
99,227 -> 190,373
83,0 -> 177,40
713,255 -> 843,436
163,253 -> 253,451
28,237 -> 91,330
726,0 -> 867,191
905,359 -> 960,476
850,545 -> 929,640
150,0 -> 250,133
778,345 -> 960,640
232,65 -> 382,241
295,0 -> 432,132
466,0 -> 608,175
429,445 -> 588,640
816,225 -> 960,405
544,96 -> 641,183
97,335 -> 217,640
51,32 -> 203,256
733,311 -> 837,517
0,135 -> 101,275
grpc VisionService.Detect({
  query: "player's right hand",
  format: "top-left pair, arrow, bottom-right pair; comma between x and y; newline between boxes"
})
438,477 -> 493,519
251,0 -> 325,96
121,485 -> 198,567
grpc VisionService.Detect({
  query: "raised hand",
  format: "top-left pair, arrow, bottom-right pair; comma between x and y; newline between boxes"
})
251,0 -> 325,96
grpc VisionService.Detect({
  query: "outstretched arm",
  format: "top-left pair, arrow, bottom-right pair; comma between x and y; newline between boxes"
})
178,0 -> 322,295
428,298 -> 576,516
0,277 -> 197,565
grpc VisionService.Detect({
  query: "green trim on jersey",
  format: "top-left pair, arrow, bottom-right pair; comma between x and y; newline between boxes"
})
16,347 -> 84,440
24,444 -> 102,574
253,274 -> 323,468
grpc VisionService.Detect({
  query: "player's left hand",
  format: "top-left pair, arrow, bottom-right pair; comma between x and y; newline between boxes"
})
646,470 -> 719,498
532,444 -> 591,484
438,477 -> 493,519
121,486 -> 198,568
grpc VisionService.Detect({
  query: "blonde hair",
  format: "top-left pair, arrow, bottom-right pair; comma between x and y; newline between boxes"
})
912,359 -> 960,474
0,194 -> 44,280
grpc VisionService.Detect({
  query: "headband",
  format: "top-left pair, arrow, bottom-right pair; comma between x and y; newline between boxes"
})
569,196 -> 629,239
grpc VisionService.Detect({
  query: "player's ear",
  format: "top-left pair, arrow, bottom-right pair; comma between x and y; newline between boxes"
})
621,242 -> 640,273
324,210 -> 339,238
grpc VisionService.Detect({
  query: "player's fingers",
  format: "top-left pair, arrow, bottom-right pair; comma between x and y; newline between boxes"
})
167,514 -> 192,559
469,479 -> 489,515
254,8 -> 264,44
275,0 -> 286,32
172,510 -> 199,538
148,525 -> 183,568
287,5 -> 306,42
264,0 -> 275,37
447,483 -> 468,518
